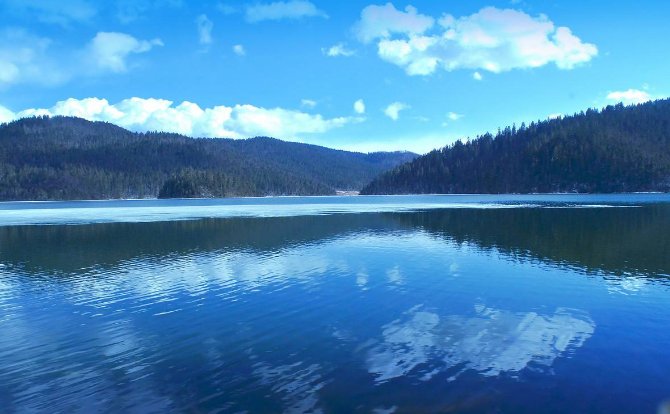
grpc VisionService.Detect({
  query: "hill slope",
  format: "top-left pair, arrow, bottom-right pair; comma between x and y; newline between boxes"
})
0,116 -> 416,201
361,100 -> 670,195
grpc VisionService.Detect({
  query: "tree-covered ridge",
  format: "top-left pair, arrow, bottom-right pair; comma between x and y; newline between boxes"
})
0,116 -> 415,201
362,100 -> 670,195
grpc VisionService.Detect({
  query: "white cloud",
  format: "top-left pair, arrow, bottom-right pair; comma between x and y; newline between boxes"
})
0,29 -> 163,87
549,113 -> 563,120
384,102 -> 410,120
473,71 -> 483,81
354,5 -> 597,76
233,44 -> 246,56
196,14 -> 213,45
354,4 -> 435,44
301,99 -> 317,108
354,99 -> 365,114
245,1 -> 328,23
447,112 -> 463,121
606,89 -> 653,105
0,105 -> 15,124
88,32 -> 163,73
323,43 -> 356,57
1,97 -> 361,140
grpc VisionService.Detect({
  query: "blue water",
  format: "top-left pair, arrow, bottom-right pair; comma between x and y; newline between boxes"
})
0,195 -> 669,413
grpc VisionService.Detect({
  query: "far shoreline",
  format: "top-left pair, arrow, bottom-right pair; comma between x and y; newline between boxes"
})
0,191 -> 667,204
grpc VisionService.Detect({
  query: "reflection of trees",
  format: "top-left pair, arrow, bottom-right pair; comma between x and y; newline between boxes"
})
388,206 -> 670,279
0,214 -> 399,275
2,205 -> 669,281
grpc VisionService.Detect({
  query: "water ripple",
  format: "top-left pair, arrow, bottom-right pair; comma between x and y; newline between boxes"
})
1,202 -> 670,413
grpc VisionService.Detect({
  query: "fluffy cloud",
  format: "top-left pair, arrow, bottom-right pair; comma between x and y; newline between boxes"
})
233,44 -> 246,56
353,4 -> 597,76
88,32 -> 163,73
245,1 -> 327,23
354,4 -> 435,43
473,71 -> 483,81
354,99 -> 365,114
0,97 -> 361,140
196,14 -> 213,45
322,43 -> 356,57
384,102 -> 410,120
606,89 -> 653,105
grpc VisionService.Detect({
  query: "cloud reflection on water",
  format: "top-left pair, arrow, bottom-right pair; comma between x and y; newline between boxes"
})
3,204 -> 668,413
366,303 -> 595,383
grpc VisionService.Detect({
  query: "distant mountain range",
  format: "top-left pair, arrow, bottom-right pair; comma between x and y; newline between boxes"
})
4,99 -> 670,202
362,99 -> 670,195
0,116 -> 416,201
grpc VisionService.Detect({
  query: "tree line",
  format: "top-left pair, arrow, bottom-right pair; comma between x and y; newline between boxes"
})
0,116 -> 415,201
362,99 -> 670,195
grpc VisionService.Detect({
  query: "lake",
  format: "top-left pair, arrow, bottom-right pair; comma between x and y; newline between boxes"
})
1,195 -> 669,413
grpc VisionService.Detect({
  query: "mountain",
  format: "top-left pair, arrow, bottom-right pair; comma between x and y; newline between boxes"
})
0,116 -> 416,201
361,100 -> 670,195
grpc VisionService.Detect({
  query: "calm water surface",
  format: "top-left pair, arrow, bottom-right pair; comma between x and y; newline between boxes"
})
1,195 -> 669,413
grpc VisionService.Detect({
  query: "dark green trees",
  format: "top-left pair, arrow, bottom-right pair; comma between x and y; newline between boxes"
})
0,116 -> 416,201
362,100 -> 670,195
158,169 -> 209,199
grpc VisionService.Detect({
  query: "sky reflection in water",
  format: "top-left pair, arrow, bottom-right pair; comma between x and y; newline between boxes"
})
1,196 -> 670,413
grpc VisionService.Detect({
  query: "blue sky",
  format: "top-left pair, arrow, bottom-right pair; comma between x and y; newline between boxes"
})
0,0 -> 667,153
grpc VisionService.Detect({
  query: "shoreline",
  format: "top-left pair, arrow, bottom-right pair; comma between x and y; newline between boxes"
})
0,191 -> 667,204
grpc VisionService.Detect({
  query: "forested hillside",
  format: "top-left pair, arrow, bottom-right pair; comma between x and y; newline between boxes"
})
0,116 -> 415,201
362,100 -> 670,195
